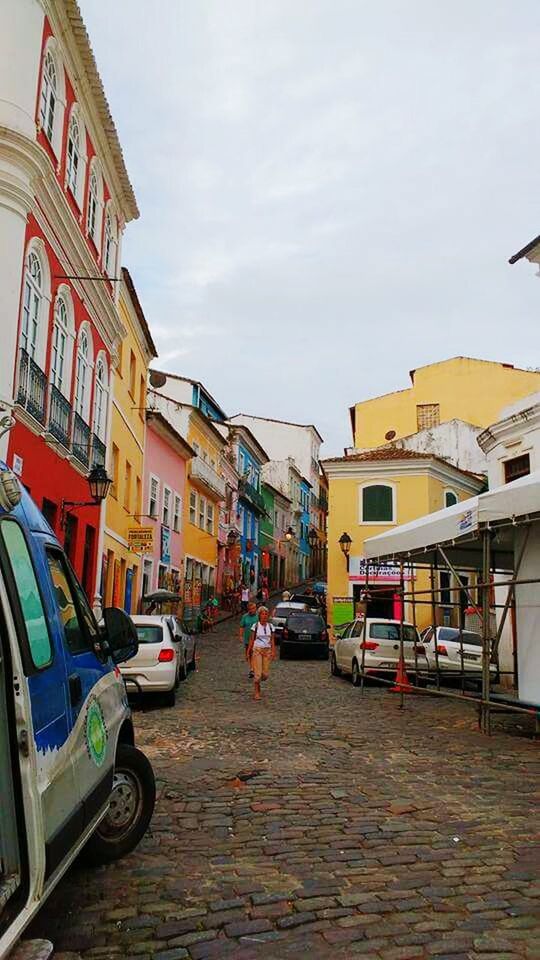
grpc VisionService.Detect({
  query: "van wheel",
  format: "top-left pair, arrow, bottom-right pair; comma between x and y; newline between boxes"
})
331,652 -> 341,676
351,659 -> 361,686
82,744 -> 155,865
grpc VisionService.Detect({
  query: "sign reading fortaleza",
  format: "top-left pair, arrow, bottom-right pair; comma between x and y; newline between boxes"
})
127,527 -> 154,553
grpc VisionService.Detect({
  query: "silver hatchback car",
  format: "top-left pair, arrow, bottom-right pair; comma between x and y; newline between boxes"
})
120,615 -> 197,705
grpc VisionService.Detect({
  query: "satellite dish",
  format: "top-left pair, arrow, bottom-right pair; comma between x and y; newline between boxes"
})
149,370 -> 167,389
385,430 -> 396,441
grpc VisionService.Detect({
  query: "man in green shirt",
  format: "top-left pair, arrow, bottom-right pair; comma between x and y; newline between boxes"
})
239,601 -> 258,678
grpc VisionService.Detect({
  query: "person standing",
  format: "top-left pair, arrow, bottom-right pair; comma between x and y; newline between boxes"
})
239,600 -> 258,678
240,583 -> 250,612
246,606 -> 275,701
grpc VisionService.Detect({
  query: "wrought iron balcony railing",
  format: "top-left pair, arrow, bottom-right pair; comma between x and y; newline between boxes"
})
190,456 -> 226,498
239,478 -> 267,515
48,384 -> 72,449
72,412 -> 90,467
17,348 -> 47,424
91,433 -> 106,468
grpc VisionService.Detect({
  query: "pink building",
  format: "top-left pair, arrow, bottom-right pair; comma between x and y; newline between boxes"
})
141,412 -> 194,607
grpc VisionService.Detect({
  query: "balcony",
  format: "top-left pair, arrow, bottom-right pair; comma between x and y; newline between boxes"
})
190,455 -> 226,498
239,478 -> 267,515
91,433 -> 106,468
72,412 -> 90,467
17,349 -> 47,424
48,384 -> 72,449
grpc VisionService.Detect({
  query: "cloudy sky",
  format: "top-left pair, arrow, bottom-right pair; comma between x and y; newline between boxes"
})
81,0 -> 540,455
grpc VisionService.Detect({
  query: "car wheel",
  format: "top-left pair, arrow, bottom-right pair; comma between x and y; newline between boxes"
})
179,652 -> 188,682
351,658 -> 361,687
331,651 -> 341,676
280,643 -> 288,660
81,744 -> 156,866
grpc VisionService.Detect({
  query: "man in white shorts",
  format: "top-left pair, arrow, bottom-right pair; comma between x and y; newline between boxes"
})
246,606 -> 276,701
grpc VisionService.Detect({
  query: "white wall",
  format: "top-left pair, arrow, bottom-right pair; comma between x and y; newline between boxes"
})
349,420 -> 487,476
231,414 -> 320,493
480,397 -> 540,490
0,0 -> 43,138
515,521 -> 540,704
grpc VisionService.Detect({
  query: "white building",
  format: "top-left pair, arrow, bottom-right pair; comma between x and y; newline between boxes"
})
477,393 -> 540,489
346,419 -> 487,476
230,414 -> 323,496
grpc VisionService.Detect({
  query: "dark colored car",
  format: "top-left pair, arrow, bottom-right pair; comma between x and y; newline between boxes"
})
280,612 -> 329,660
270,601 -> 309,644
289,593 -> 322,612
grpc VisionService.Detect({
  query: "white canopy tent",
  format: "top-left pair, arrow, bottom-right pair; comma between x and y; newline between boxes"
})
364,471 -> 540,713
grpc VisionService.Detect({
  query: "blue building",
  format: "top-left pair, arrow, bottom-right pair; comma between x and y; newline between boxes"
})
228,424 -> 269,589
298,477 -> 311,581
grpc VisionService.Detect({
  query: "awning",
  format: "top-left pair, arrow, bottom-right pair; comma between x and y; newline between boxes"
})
364,470 -> 540,570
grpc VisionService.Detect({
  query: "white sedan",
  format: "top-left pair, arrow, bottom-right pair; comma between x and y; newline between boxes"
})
120,615 -> 196,705
331,617 -> 428,686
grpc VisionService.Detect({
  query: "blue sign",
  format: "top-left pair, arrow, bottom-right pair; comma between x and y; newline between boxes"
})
161,526 -> 171,564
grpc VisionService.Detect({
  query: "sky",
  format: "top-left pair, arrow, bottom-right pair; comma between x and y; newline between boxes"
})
80,0 -> 540,456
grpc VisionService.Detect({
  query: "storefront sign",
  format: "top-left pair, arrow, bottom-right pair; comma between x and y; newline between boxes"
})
160,526 -> 171,564
127,527 -> 154,553
348,556 -> 413,583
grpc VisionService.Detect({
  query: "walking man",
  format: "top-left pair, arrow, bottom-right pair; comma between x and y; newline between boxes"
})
239,600 -> 258,678
246,606 -> 275,701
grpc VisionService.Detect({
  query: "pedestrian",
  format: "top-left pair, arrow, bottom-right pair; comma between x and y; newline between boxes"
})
240,583 -> 250,612
246,606 -> 275,702
238,600 -> 258,678
282,590 -> 291,602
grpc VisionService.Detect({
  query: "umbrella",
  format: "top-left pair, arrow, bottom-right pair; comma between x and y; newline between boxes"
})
142,589 -> 182,604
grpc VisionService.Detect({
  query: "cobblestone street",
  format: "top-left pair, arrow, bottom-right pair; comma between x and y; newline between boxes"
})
34,614 -> 540,960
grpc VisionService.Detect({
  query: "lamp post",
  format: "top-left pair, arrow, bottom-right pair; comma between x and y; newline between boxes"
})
61,465 -> 113,530
308,527 -> 318,577
339,531 -> 352,573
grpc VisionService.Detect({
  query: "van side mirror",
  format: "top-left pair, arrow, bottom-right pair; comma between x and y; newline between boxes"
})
103,607 -> 138,664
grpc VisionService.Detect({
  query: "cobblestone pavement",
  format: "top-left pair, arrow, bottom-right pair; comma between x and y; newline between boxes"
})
33,614 -> 540,960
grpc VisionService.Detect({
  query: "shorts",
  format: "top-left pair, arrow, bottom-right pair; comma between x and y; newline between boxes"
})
252,648 -> 271,682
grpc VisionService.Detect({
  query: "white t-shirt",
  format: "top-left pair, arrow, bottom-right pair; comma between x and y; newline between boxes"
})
251,622 -> 274,650
241,588 -> 250,602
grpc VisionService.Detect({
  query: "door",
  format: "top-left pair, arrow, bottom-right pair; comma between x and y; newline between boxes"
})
0,581 -> 24,933
124,567 -> 134,614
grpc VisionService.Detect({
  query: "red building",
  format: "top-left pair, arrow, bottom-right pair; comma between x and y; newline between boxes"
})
1,1 -> 138,597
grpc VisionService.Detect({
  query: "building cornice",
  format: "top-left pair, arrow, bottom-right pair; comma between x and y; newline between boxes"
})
323,456 -> 483,495
477,403 -> 540,453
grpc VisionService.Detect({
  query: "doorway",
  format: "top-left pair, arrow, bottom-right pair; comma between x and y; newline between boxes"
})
353,584 -> 395,619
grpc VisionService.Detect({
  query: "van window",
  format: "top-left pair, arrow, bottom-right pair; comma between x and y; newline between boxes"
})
1,521 -> 52,669
135,625 -> 163,644
370,623 -> 417,643
46,551 -> 96,654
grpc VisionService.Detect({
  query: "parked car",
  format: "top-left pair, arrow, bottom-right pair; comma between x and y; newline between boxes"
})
290,593 -> 322,611
121,615 -> 197,705
331,617 -> 428,685
280,612 -> 329,659
0,463 -> 155,960
270,601 -> 309,643
421,626 -> 497,685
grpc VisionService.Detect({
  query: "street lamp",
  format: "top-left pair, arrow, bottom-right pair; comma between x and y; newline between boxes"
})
285,526 -> 294,541
61,465 -> 112,529
308,528 -> 318,548
339,531 -> 352,572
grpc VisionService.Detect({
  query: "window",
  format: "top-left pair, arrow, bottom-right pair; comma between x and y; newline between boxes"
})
87,166 -> 99,243
124,461 -> 131,510
149,476 -> 159,517
20,250 -> 42,359
199,495 -> 206,529
104,209 -> 117,276
66,114 -> 80,197
40,50 -> 57,143
135,475 -> 141,514
444,490 -> 458,508
142,558 -> 153,597
361,484 -> 394,523
92,356 -> 108,440
416,403 -> 440,431
51,296 -> 68,391
189,490 -> 197,524
440,571 -> 451,606
1,520 -> 52,669
129,350 -> 136,397
111,443 -> 119,498
173,495 -> 182,532
192,441 -> 200,456
46,550 -> 97,654
162,486 -> 171,526
74,328 -> 90,420
369,623 -> 417,642
206,502 -> 214,535
504,453 -> 530,484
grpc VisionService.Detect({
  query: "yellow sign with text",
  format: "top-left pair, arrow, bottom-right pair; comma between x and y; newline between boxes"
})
127,527 -> 154,553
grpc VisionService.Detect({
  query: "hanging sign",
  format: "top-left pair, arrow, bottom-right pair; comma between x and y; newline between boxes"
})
128,527 -> 154,553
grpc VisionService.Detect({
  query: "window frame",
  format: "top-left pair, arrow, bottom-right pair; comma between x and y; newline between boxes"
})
189,490 -> 197,525
92,354 -> 108,440
206,501 -> 214,535
444,489 -> 458,508
503,453 -> 531,484
0,517 -> 54,674
162,485 -> 172,527
66,113 -> 81,199
149,474 -> 160,518
359,482 -> 396,526
173,494 -> 182,533
40,49 -> 57,144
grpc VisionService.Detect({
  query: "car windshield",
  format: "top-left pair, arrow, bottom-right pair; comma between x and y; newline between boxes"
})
369,623 -> 417,642
135,625 -> 164,644
273,605 -> 305,619
288,614 -> 325,630
439,628 -> 483,648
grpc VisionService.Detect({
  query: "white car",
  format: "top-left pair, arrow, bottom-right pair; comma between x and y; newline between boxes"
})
270,601 -> 309,643
120,615 -> 197,705
421,626 -> 497,684
331,617 -> 428,686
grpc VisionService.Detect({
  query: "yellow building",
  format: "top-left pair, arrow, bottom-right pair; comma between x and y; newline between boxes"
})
350,357 -> 540,450
323,449 -> 484,631
182,408 -> 227,624
101,268 -> 157,612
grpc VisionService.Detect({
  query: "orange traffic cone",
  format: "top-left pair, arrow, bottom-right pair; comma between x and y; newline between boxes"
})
390,657 -> 413,694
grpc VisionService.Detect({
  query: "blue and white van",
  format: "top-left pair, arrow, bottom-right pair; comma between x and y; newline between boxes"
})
0,465 -> 155,959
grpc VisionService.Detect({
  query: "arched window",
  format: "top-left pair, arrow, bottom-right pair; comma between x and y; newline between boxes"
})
87,168 -> 99,240
103,207 -> 117,276
66,114 -> 80,196
361,484 -> 395,523
51,296 -> 68,392
444,490 -> 458,508
92,355 -> 108,440
75,328 -> 90,420
20,251 -> 43,359
40,51 -> 57,143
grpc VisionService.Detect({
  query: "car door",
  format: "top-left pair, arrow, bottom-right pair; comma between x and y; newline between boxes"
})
347,618 -> 368,670
333,622 -> 351,669
181,621 -> 195,664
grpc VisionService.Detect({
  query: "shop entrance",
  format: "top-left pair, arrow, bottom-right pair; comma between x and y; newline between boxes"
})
353,584 -> 396,620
